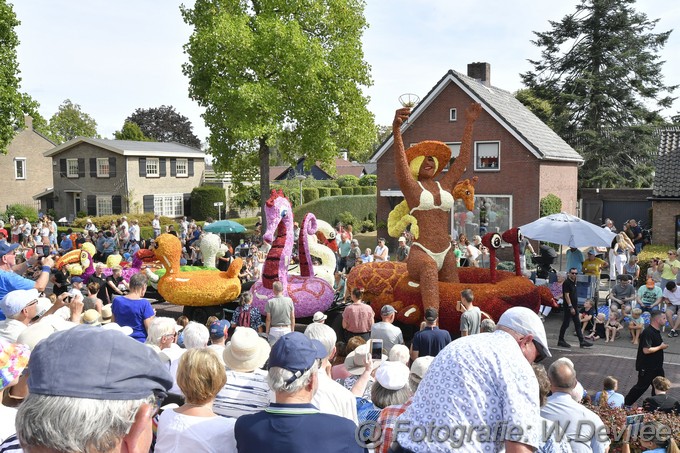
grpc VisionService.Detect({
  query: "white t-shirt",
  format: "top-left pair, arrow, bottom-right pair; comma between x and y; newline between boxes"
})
0,319 -> 27,342
663,288 -> 680,306
374,245 -> 389,262
0,405 -> 17,443
155,409 -> 236,453
312,369 -> 358,425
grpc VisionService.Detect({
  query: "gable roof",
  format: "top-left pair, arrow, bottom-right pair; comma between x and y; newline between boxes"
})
370,69 -> 583,164
333,158 -> 365,178
44,137 -> 204,158
652,127 -> 680,198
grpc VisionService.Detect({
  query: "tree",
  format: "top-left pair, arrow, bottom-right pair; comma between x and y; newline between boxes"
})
0,1 -> 25,153
47,99 -> 99,144
181,0 -> 375,220
521,0 -> 677,188
125,105 -> 201,148
20,93 -> 51,138
114,121 -> 153,141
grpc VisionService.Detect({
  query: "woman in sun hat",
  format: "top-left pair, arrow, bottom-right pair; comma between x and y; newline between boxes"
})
0,338 -> 30,441
389,103 -> 482,314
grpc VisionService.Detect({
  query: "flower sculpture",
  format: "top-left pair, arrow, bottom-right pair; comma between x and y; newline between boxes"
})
154,233 -> 242,307
250,190 -> 334,318
56,242 -> 97,280
289,218 -> 336,286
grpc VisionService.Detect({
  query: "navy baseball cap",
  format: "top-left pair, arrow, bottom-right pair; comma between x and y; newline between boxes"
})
209,320 -> 229,338
269,332 -> 326,384
70,276 -> 84,283
28,325 -> 173,400
0,242 -> 19,258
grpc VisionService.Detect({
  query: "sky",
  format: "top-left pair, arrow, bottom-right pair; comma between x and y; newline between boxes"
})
11,0 -> 680,146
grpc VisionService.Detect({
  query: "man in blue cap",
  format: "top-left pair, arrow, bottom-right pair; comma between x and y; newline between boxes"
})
235,331 -> 366,453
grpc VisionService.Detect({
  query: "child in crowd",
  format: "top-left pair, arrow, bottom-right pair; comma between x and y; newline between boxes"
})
586,313 -> 607,341
579,299 -> 597,335
628,308 -> 644,345
605,307 -> 623,342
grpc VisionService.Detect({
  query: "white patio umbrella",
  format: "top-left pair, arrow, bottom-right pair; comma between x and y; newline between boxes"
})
519,212 -> 617,248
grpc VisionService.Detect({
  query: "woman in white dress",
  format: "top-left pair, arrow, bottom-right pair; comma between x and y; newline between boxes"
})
155,348 -> 236,452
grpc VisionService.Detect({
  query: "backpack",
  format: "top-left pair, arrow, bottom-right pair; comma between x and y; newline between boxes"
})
237,306 -> 252,328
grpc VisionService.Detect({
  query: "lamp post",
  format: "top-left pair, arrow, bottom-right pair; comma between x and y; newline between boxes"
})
213,201 -> 224,221
295,175 -> 306,207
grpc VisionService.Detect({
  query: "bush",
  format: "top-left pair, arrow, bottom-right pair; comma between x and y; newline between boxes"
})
4,204 -> 38,223
317,187 -> 330,198
359,174 -> 377,186
336,211 -> 358,227
302,187 -> 319,204
360,186 -> 375,195
637,244 -> 673,287
367,212 -> 375,222
539,194 -> 562,217
329,187 -> 342,197
337,175 -> 360,187
360,219 -> 375,232
341,187 -> 354,196
191,186 -> 226,221
350,187 -> 362,195
76,211 -> 87,218
292,195 -> 376,228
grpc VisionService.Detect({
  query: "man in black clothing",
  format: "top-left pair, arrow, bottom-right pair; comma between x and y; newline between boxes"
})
557,267 -> 593,348
625,310 -> 668,406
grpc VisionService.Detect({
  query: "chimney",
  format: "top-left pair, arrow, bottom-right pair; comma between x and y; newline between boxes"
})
24,115 -> 33,131
467,62 -> 491,87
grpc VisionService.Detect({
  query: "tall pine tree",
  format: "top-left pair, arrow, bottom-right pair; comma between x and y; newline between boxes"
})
521,0 -> 676,188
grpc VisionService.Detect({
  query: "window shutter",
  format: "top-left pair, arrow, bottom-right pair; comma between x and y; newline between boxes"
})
139,158 -> 146,177
87,196 -> 96,215
183,193 -> 191,217
188,159 -> 194,177
90,158 -> 97,177
78,158 -> 85,178
159,158 -> 167,177
112,196 -> 122,214
170,158 -> 177,177
109,157 -> 117,177
60,159 -> 67,177
143,195 -> 154,213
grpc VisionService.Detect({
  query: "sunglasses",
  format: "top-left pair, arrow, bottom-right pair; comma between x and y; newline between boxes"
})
569,272 -> 578,275
533,340 -> 546,363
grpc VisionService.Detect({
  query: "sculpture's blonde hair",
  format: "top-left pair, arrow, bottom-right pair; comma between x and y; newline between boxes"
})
408,156 -> 439,179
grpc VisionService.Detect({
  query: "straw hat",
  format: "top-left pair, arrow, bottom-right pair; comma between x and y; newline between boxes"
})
405,141 -> 451,178
343,343 -> 386,375
81,309 -> 101,326
101,305 -> 113,324
223,327 -> 271,372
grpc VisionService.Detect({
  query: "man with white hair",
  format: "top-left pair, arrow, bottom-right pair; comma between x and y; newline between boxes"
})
182,321 -> 209,349
304,322 -> 358,424
9,325 -> 172,453
0,290 -> 81,342
395,307 -> 550,452
541,359 -> 610,453
234,332 -> 365,452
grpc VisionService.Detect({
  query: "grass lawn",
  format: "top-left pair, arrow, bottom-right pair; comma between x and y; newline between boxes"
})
354,231 -> 377,254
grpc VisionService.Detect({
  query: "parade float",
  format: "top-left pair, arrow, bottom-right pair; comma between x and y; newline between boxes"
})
346,103 -> 553,335
250,190 -> 335,318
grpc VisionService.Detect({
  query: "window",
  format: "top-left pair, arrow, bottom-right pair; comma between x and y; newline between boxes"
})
14,158 -> 26,180
67,158 -> 79,178
444,143 -> 461,171
146,158 -> 159,177
96,158 -> 110,178
96,196 -> 113,217
474,141 -> 500,171
449,108 -> 457,122
153,194 -> 183,217
453,195 -> 512,240
176,158 -> 188,177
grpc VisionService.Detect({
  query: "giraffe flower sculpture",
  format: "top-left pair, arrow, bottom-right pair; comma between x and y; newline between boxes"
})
250,190 -> 334,318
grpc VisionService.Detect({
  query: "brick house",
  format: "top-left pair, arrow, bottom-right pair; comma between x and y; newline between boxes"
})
40,138 -> 205,218
0,116 -> 55,211
650,128 -> 680,248
370,63 -> 583,248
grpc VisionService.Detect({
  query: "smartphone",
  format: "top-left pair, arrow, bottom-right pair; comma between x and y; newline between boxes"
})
456,300 -> 463,312
370,339 -> 383,360
625,414 -> 643,426
35,246 -> 44,257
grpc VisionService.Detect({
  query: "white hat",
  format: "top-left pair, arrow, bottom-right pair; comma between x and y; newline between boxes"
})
398,236 -> 406,243
81,309 -> 101,326
497,307 -> 551,361
312,311 -> 327,323
101,322 -> 134,336
16,315 -> 76,350
0,289 -> 39,318
223,327 -> 271,372
344,344 -> 386,375
375,361 -> 410,390
410,356 -> 434,384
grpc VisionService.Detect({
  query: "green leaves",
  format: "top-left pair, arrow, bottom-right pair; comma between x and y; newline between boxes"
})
0,1 -> 24,153
47,99 -> 99,144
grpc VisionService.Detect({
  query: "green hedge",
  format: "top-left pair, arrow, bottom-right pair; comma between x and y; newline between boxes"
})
3,205 -> 39,223
337,175 -> 360,187
329,187 -> 342,196
317,187 -> 330,198
191,186 -> 226,221
302,187 -> 319,204
352,187 -> 362,195
359,174 -> 377,186
292,195 -> 376,227
341,187 -> 353,196
361,186 -> 377,195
